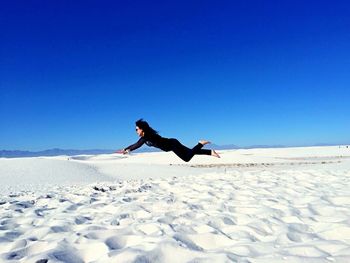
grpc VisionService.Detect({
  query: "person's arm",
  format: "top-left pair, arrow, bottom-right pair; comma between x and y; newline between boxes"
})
118,138 -> 146,154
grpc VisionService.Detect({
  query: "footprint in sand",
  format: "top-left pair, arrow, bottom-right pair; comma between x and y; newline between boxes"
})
105,236 -> 126,250
222,216 -> 236,225
5,249 -> 26,261
50,225 -> 71,233
50,248 -> 84,263
74,215 -> 92,225
5,231 -> 23,240
65,203 -> 85,212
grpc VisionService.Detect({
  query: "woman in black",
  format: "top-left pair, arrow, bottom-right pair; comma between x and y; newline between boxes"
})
117,119 -> 220,162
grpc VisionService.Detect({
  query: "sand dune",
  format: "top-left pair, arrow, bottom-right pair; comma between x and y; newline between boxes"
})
0,146 -> 350,262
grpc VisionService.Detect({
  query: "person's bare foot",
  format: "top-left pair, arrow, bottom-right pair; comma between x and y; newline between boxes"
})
199,140 -> 211,146
211,150 -> 220,158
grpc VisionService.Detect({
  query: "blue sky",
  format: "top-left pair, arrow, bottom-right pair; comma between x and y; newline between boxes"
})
1,1 -> 349,151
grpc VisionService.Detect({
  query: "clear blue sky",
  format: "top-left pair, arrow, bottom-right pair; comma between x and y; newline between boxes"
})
1,1 -> 349,151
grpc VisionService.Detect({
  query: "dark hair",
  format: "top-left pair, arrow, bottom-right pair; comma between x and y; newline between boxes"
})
135,119 -> 158,136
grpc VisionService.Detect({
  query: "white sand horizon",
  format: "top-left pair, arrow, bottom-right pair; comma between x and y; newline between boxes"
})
0,146 -> 350,262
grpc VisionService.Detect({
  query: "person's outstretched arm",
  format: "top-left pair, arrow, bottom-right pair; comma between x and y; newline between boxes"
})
117,138 -> 146,154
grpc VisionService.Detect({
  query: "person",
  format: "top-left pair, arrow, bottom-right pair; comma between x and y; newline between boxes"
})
116,119 -> 220,162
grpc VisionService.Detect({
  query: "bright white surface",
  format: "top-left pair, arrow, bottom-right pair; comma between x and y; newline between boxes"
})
0,146 -> 350,262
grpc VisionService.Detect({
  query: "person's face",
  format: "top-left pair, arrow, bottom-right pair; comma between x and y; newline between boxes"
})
136,126 -> 144,137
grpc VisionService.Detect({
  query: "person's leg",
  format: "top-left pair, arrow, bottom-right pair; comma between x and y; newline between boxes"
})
193,142 -> 220,158
170,139 -> 220,162
192,143 -> 212,155
170,139 -> 193,162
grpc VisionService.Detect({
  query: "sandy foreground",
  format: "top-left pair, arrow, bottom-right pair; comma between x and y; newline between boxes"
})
0,146 -> 349,262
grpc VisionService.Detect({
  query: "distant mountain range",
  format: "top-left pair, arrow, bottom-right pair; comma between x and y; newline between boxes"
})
1,143 -> 347,158
209,144 -> 287,150
0,149 -> 114,158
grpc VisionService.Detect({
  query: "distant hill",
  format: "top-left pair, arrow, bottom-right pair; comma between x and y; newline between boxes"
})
209,144 -> 240,150
210,144 -> 287,150
0,149 -> 114,158
243,145 -> 287,149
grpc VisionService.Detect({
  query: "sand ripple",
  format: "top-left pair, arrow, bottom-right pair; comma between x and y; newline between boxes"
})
1,168 -> 350,262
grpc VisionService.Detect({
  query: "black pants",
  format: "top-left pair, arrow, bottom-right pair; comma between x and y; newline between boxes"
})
169,139 -> 212,162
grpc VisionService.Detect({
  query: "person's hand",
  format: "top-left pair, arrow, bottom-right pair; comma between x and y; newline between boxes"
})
115,149 -> 129,154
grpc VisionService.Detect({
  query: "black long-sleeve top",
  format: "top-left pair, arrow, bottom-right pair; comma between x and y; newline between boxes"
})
124,133 -> 173,152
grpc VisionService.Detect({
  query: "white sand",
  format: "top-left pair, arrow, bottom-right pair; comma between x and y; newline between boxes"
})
0,146 -> 350,262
